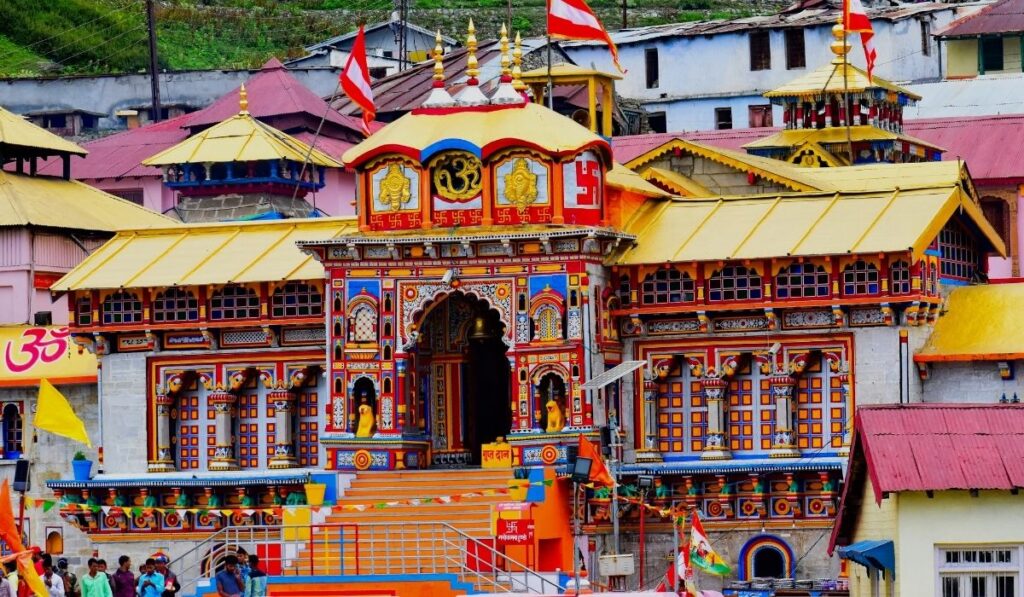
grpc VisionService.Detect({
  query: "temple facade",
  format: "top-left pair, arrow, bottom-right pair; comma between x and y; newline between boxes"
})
47,23 -> 1005,590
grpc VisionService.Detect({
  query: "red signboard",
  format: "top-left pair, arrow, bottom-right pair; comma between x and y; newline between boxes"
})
496,518 -> 535,546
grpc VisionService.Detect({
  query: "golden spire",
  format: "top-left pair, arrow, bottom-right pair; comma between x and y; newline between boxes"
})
239,83 -> 249,114
432,30 -> 445,87
830,18 -> 851,66
466,19 -> 479,82
500,24 -> 511,81
512,31 -> 525,91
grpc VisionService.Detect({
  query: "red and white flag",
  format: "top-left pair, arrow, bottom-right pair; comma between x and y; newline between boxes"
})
547,0 -> 624,73
340,25 -> 375,136
844,0 -> 877,82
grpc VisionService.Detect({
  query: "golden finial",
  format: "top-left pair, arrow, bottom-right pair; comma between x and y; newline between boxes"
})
432,30 -> 445,86
830,17 -> 850,65
500,24 -> 511,80
466,19 -> 479,81
239,83 -> 249,114
512,32 -> 525,91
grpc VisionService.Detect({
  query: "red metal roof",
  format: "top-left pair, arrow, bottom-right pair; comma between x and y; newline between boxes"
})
858,404 -> 1024,495
937,0 -> 1024,38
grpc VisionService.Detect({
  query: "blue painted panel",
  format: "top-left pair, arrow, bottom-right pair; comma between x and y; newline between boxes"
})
529,274 -> 567,298
346,280 -> 381,300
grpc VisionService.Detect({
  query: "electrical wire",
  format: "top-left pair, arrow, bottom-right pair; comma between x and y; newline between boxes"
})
0,0 -> 141,58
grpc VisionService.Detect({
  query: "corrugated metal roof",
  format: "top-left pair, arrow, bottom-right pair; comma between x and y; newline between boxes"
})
937,0 -> 1024,37
0,105 -> 87,157
52,217 -> 356,291
916,283 -> 1024,362
0,170 -> 174,231
605,163 -> 669,197
305,21 -> 457,52
764,62 -> 920,100
906,75 -> 1024,120
857,405 -> 1024,494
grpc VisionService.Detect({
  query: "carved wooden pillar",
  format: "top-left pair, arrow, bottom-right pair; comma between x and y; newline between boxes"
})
769,374 -> 800,458
701,376 -> 730,460
208,389 -> 238,471
635,371 -> 662,462
838,367 -> 852,456
268,387 -> 296,469
395,356 -> 408,434
150,392 -> 176,473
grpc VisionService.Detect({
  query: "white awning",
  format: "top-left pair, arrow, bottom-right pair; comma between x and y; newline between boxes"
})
580,360 -> 645,391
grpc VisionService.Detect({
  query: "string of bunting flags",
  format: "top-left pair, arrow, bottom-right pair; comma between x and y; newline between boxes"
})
30,480 -> 555,517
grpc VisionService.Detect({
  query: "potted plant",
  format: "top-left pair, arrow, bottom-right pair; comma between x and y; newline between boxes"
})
71,451 -> 92,481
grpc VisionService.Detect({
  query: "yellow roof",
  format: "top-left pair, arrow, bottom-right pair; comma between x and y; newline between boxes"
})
917,284 -> 1024,362
0,171 -> 173,231
624,138 -> 827,192
642,167 -> 712,198
613,185 -> 1004,265
0,105 -> 87,156
142,113 -> 342,167
764,61 -> 921,100
52,217 -> 357,291
520,63 -> 623,81
342,102 -> 609,167
606,163 -> 669,197
743,126 -> 943,152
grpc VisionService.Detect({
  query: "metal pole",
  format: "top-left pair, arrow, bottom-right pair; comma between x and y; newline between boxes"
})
841,19 -> 853,163
572,482 -> 581,595
610,384 -> 620,555
145,0 -> 161,123
621,0 -> 627,29
638,488 -> 645,589
546,36 -> 554,110
672,501 -> 680,594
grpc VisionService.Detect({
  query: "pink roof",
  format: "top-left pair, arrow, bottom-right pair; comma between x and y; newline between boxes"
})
936,0 -> 1024,38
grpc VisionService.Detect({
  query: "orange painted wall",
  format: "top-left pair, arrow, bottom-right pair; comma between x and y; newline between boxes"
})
268,579 -> 467,597
505,467 -> 574,572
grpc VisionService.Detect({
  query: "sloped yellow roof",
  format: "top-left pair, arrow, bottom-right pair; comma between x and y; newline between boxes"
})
606,163 -> 669,197
613,185 -> 1004,265
744,126 -> 943,152
342,102 -> 610,167
624,138 -> 827,192
764,61 -> 921,100
520,63 -> 623,81
917,284 -> 1024,362
642,167 -> 712,198
0,171 -> 173,231
0,106 -> 87,156
142,112 -> 342,167
52,217 -> 357,291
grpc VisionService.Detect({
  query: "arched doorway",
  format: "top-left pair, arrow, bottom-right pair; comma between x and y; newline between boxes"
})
414,292 -> 511,465
752,547 -> 786,578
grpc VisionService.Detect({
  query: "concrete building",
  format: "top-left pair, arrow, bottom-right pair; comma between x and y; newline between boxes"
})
937,0 -> 1024,78
563,2 -> 983,132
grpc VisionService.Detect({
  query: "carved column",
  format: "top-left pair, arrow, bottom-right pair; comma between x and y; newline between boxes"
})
149,393 -> 176,473
395,356 -> 408,434
532,381 -> 544,432
838,367 -> 852,456
268,387 -> 296,469
208,389 -> 238,471
701,377 -> 731,460
635,371 -> 662,462
769,374 -> 801,458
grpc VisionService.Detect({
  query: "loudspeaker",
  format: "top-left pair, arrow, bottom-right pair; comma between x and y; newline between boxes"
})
13,459 -> 29,493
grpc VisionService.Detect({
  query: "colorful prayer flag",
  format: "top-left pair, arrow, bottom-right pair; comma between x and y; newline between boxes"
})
689,511 -> 730,576
547,0 -> 623,72
339,25 -> 376,136
35,378 -> 91,446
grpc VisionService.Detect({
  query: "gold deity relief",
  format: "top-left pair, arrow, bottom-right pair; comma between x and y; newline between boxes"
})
496,155 -> 549,211
370,160 -> 420,213
431,151 -> 483,202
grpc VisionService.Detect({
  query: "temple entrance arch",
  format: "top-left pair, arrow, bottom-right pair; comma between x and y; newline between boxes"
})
411,291 -> 511,466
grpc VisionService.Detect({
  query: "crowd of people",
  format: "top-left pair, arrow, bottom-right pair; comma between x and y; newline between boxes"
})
0,549 -> 266,597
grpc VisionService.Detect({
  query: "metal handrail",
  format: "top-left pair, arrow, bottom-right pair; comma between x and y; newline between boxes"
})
171,520 -> 561,595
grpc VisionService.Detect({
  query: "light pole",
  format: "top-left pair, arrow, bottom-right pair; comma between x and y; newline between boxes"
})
569,456 -> 593,595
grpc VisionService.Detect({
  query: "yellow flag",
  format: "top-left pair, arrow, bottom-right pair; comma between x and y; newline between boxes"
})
35,378 -> 90,447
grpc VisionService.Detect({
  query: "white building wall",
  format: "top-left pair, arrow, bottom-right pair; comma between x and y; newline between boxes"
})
99,352 -> 150,475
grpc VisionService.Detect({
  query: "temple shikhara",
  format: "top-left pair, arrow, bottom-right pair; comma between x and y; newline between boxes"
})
33,19 -> 1013,596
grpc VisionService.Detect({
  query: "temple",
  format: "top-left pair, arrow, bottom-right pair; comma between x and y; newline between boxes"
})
47,22 -> 1005,588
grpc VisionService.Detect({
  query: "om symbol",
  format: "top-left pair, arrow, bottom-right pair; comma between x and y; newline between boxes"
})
432,152 -> 482,202
4,327 -> 69,373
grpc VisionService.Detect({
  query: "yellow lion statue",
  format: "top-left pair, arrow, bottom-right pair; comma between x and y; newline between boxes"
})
356,402 -> 376,437
545,398 -> 564,433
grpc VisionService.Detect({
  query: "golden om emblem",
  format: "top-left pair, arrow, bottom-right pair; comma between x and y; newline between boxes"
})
432,152 -> 482,201
503,158 -> 539,210
377,163 -> 413,211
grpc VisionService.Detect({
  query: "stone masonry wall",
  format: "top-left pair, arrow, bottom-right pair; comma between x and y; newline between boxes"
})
99,352 -> 149,475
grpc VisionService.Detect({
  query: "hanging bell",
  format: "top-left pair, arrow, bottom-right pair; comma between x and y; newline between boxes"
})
468,314 -> 494,341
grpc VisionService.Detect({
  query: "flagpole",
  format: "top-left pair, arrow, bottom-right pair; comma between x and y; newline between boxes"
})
841,16 -> 854,164
671,501 -> 680,594
546,34 -> 554,110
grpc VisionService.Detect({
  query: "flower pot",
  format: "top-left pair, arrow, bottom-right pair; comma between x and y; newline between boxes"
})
304,483 -> 327,506
71,459 -> 92,481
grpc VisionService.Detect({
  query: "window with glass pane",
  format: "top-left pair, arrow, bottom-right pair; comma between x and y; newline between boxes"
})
618,276 -> 632,306
939,546 -> 1020,597
101,291 -> 143,324
153,288 -> 199,322
890,260 -> 911,295
939,221 -> 980,281
76,296 -> 92,325
775,263 -> 829,298
842,260 -> 880,296
708,266 -> 762,301
641,268 -> 694,304
209,285 -> 260,320
271,282 -> 323,318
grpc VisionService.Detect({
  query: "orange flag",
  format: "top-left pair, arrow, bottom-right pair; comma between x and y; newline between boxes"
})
577,434 -> 615,486
0,481 -> 47,597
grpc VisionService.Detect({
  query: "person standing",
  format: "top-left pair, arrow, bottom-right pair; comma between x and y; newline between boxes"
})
136,560 -> 163,597
243,555 -> 266,597
41,561 -> 64,597
96,560 -> 114,596
153,557 -> 178,597
110,557 -> 133,597
214,556 -> 243,597
56,559 -> 76,597
0,564 -> 13,597
79,560 -> 111,597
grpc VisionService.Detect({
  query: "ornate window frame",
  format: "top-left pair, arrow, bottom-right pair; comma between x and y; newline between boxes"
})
841,260 -> 880,296
153,287 -> 199,323
774,262 -> 829,299
707,265 -> 763,302
101,290 -> 143,325
209,285 -> 260,321
271,282 -> 323,319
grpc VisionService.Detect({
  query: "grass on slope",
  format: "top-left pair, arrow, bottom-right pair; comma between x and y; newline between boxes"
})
0,34 -> 51,77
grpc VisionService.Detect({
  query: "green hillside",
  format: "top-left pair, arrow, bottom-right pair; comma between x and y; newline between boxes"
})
0,0 -> 785,77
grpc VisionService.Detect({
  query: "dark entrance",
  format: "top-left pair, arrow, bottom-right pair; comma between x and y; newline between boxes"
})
414,292 -> 511,465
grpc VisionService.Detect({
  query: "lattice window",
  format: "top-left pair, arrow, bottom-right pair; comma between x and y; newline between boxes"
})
2,403 -> 22,457
775,263 -> 829,299
842,261 -> 880,296
618,276 -> 632,307
708,266 -> 762,301
272,282 -> 323,318
728,365 -> 771,452
348,304 -> 378,343
657,378 -> 688,454
209,285 -> 260,320
691,380 -> 708,453
76,296 -> 92,326
534,304 -> 563,340
153,288 -> 199,322
236,393 -> 263,469
795,356 -> 844,450
101,291 -> 142,325
890,260 -> 911,295
939,221 -> 980,281
641,268 -> 695,305
297,391 -> 320,467
177,392 -> 204,471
